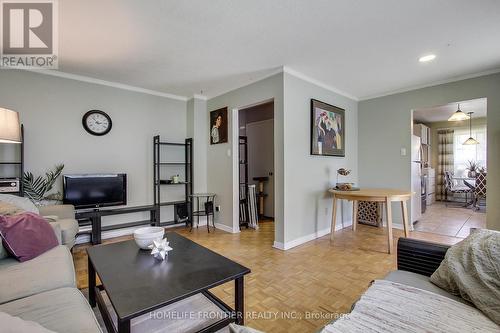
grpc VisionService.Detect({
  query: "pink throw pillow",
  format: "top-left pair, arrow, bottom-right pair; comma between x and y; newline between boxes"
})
0,213 -> 58,262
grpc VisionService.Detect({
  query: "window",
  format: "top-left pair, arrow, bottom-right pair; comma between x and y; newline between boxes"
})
453,124 -> 487,177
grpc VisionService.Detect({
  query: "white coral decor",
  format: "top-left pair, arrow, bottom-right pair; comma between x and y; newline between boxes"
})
148,238 -> 173,260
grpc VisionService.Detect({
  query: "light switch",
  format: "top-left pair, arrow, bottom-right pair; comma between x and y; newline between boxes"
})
400,148 -> 407,156
227,149 -> 231,157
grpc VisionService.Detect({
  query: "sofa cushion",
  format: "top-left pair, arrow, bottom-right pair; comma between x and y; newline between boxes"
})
0,201 -> 25,216
0,245 -> 75,304
0,213 -> 58,262
0,287 -> 102,333
384,270 -> 468,304
0,311 -> 56,333
0,194 -> 38,214
50,218 -> 78,248
430,229 -> 500,325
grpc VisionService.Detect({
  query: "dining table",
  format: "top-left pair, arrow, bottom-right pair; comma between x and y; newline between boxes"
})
328,188 -> 413,254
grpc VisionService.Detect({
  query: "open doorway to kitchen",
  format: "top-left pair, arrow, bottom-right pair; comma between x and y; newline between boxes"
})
411,98 -> 487,238
238,100 -> 275,231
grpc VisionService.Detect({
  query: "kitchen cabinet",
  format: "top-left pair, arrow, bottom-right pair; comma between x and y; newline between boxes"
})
414,123 -> 431,167
413,124 -> 430,145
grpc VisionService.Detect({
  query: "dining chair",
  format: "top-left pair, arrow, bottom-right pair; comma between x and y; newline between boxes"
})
444,171 -> 472,207
473,172 -> 487,210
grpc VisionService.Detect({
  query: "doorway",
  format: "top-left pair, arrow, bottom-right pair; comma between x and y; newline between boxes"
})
411,98 -> 487,238
238,101 -> 275,229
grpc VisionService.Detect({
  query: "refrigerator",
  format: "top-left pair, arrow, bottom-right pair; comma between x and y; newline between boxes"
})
411,135 -> 422,223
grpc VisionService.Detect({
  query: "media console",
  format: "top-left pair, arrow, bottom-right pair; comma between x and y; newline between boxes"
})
76,205 -> 157,245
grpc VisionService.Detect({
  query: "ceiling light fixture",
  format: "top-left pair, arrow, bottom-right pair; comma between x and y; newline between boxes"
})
448,104 -> 469,122
419,54 -> 436,63
463,112 -> 479,145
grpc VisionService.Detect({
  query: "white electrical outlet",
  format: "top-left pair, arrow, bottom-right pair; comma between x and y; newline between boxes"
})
400,147 -> 407,156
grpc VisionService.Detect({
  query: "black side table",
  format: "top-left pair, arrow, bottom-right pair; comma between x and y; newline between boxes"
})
189,193 -> 216,232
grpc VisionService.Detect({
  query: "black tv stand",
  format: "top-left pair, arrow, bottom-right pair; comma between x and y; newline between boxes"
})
75,205 -> 157,245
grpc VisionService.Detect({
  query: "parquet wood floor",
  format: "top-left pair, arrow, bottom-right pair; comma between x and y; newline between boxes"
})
72,221 -> 462,333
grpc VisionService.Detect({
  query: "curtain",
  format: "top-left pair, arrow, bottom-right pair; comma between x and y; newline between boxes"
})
437,129 -> 454,201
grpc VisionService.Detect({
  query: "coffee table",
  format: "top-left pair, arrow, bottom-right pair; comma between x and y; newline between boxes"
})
87,232 -> 251,333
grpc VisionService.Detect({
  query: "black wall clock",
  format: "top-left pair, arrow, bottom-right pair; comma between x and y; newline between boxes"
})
82,110 -> 112,136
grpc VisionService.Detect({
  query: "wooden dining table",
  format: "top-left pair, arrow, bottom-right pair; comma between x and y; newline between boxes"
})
328,188 -> 413,254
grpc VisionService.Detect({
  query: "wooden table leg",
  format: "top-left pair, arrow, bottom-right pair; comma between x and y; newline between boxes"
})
385,197 -> 393,254
352,200 -> 358,231
330,196 -> 338,241
401,200 -> 410,238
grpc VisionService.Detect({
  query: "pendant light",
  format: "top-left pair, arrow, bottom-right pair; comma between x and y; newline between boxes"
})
463,112 -> 479,145
448,103 -> 469,122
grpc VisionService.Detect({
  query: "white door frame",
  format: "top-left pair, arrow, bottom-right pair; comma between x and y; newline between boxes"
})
231,99 -> 275,235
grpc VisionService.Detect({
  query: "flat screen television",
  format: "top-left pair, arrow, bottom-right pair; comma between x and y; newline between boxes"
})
63,174 -> 127,209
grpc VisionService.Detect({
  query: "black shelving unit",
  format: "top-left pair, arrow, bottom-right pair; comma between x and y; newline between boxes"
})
153,136 -> 193,227
239,136 -> 249,228
0,124 -> 24,196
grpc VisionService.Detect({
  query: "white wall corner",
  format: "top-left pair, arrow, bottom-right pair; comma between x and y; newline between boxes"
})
272,241 -> 285,250
282,66 -> 359,101
193,94 -> 208,100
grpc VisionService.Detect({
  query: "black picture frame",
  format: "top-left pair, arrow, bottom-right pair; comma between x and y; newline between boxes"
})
310,99 -> 345,157
210,107 -> 228,144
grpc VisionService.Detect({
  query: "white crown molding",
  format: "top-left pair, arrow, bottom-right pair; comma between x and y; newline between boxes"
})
360,67 -> 500,101
22,69 -> 189,101
282,66 -> 359,101
192,94 -> 208,101
208,66 -> 360,101
207,67 -> 284,100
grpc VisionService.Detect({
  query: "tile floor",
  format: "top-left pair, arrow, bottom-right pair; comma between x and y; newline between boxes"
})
413,201 -> 486,238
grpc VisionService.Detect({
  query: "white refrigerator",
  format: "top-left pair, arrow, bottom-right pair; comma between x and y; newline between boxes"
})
411,135 -> 422,223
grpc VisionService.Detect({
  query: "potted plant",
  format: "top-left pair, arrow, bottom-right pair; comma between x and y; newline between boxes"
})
22,164 -> 64,206
465,160 -> 480,178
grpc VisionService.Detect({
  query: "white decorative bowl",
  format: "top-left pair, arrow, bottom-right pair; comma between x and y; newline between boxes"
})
133,227 -> 165,250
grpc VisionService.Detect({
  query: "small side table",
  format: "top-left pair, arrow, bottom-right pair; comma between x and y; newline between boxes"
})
189,193 -> 216,232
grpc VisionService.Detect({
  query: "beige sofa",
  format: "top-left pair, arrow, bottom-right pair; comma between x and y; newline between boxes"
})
0,203 -> 101,332
38,204 -> 80,249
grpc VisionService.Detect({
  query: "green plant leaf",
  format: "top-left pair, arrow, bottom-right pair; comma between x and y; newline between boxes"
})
23,164 -> 64,203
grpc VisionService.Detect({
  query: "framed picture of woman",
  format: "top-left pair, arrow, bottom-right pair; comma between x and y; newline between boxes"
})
310,99 -> 345,157
210,107 -> 228,144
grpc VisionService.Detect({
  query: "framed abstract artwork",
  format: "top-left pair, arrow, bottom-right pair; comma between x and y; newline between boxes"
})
310,99 -> 345,157
209,107 -> 228,144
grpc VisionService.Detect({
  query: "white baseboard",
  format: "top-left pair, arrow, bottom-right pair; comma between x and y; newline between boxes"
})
273,227 -> 332,251
214,223 -> 239,233
272,241 -> 285,250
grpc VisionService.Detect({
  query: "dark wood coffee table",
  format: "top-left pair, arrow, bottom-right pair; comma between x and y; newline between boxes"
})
87,232 -> 251,333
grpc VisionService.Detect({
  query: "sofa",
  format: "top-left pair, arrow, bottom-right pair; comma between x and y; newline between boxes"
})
321,236 -> 499,332
0,200 -> 101,332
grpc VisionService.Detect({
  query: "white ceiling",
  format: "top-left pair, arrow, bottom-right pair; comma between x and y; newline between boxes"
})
57,0 -> 500,99
413,98 -> 487,123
